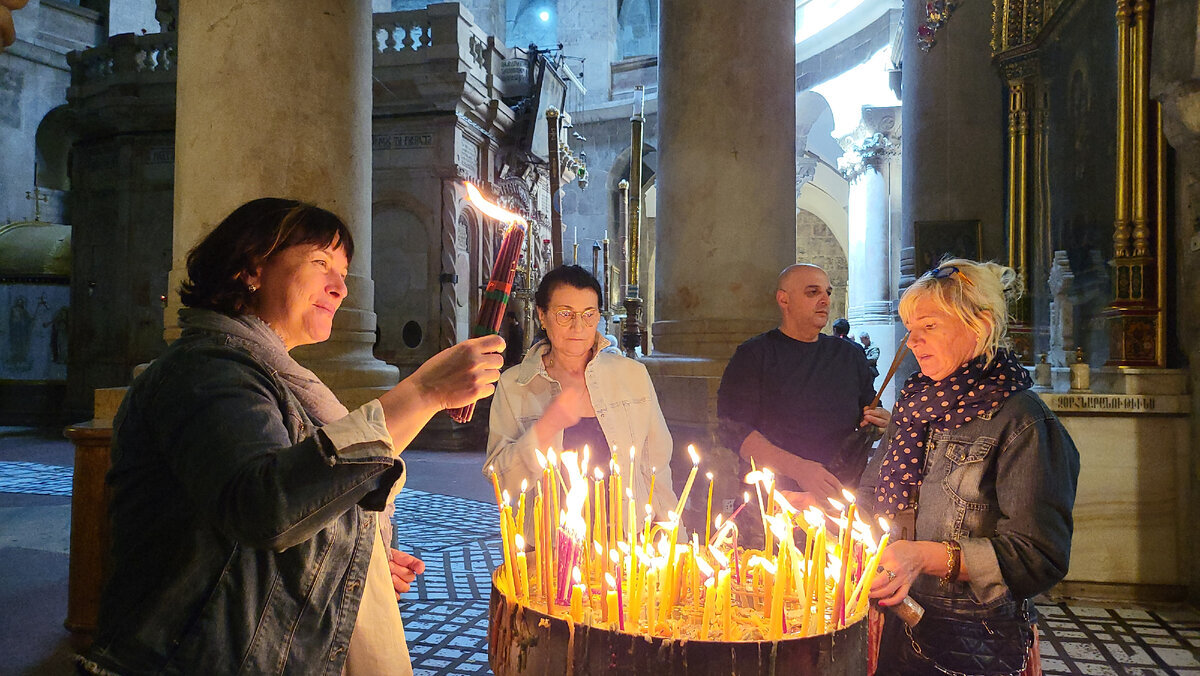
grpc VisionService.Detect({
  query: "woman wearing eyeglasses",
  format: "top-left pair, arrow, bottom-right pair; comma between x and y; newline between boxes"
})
486,265 -> 678,522
865,259 -> 1080,675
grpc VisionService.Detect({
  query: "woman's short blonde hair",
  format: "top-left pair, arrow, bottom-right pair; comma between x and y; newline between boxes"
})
898,258 -> 1021,363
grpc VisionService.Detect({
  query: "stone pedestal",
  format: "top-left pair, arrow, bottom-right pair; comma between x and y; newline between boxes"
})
169,0 -> 396,406
1041,369 -> 1190,598
649,0 -> 796,522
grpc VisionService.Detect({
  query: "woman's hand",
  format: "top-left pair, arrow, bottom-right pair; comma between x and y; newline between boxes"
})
534,386 -> 587,447
411,335 -> 505,411
869,539 -> 942,606
389,548 -> 426,599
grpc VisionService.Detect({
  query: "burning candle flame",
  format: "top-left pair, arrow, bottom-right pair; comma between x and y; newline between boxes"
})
465,182 -> 527,229
687,445 -> 699,465
841,488 -> 857,503
515,533 -> 525,549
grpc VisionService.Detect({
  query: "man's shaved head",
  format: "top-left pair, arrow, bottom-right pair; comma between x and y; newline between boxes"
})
775,263 -> 832,342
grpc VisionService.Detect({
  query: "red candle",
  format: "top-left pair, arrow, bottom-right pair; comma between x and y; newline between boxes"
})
448,182 -> 528,423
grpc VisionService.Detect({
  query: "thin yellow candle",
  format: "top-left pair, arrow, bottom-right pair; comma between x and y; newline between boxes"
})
704,471 -> 714,546
533,495 -> 543,601
645,564 -> 658,633
499,494 -> 517,598
516,479 -> 528,538
675,446 -> 701,514
690,536 -> 702,611
490,465 -> 502,508
515,534 -> 530,604
852,518 -> 891,615
718,568 -> 732,640
647,470 -> 656,513
770,545 -> 789,639
627,547 -> 642,631
815,528 -> 827,634
570,566 -> 584,623
605,572 -> 618,624
701,577 -> 716,640
627,488 -> 636,556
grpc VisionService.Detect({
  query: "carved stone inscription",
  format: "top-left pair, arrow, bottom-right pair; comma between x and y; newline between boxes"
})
372,132 -> 434,150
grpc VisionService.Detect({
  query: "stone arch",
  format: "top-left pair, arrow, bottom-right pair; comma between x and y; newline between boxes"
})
796,91 -> 843,166
796,206 -> 849,324
35,105 -> 74,191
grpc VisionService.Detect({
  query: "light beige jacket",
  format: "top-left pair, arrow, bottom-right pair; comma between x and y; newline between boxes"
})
485,333 -> 677,523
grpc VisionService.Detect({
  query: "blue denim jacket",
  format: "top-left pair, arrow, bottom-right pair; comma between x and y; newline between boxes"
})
897,389 -> 1080,620
82,329 -> 403,675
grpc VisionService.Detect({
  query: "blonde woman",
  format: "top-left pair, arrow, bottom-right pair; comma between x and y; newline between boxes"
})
868,259 -> 1080,676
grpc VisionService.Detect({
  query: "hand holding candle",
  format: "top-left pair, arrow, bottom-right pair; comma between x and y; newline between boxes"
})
447,182 -> 528,423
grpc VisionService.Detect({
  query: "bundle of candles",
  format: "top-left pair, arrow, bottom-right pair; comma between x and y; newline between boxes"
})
447,182 -> 528,423
489,445 -> 892,642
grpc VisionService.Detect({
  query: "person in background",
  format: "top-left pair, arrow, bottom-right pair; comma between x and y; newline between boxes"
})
81,198 -> 504,675
486,265 -> 678,525
717,264 -> 889,509
860,331 -> 881,382
867,259 -> 1080,675
501,310 -> 525,369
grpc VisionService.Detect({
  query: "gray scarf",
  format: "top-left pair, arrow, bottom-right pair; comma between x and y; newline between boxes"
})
177,308 -> 349,425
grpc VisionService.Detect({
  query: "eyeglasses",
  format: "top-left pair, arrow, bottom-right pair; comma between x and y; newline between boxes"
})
925,265 -> 975,288
552,307 -> 600,327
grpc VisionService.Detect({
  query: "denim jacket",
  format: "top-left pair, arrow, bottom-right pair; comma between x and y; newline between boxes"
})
485,333 -> 677,521
82,328 -> 403,675
895,389 -> 1080,620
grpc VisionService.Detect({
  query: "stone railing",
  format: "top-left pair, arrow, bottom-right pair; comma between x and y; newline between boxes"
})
67,32 -> 177,101
373,3 -> 516,109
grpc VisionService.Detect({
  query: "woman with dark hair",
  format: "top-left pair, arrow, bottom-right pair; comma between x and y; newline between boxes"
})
81,198 -> 504,675
485,265 -> 678,523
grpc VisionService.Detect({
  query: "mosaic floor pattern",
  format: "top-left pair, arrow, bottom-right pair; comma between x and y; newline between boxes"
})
3,460 -> 1199,675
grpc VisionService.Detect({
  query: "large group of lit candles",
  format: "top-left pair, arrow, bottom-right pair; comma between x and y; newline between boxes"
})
490,445 -> 891,641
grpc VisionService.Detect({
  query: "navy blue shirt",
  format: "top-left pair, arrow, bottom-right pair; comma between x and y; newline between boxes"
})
717,330 -> 874,466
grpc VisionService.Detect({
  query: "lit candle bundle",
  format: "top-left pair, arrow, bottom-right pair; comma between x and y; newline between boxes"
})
491,446 -> 890,642
448,182 -> 528,423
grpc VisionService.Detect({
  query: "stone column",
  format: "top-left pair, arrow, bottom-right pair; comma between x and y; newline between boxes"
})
650,0 -> 796,519
847,106 -> 901,408
169,0 -> 397,406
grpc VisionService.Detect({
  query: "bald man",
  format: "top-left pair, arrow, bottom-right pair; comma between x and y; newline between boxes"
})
717,264 -> 890,505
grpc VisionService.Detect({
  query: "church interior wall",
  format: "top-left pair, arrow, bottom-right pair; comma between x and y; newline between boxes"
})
796,206 -> 849,321
0,0 -> 102,227
66,131 -> 173,419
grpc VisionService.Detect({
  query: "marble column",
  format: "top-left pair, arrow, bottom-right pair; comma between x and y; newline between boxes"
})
899,0 -> 1005,287
169,0 -> 397,406
847,106 -> 901,408
650,0 -> 795,521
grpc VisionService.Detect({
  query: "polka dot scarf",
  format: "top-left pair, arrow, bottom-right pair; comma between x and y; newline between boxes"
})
875,349 -> 1032,517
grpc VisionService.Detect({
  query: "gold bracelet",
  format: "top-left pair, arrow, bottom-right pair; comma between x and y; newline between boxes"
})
940,540 -> 962,587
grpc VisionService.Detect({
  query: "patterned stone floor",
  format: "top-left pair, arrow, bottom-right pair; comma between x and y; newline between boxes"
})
3,459 -> 1199,675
